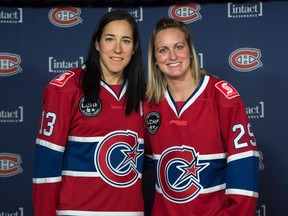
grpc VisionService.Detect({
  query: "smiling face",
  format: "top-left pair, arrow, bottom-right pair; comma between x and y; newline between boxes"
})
96,20 -> 134,83
154,28 -> 191,81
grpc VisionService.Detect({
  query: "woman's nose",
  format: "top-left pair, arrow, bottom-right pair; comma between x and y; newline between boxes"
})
114,41 -> 122,53
169,49 -> 177,60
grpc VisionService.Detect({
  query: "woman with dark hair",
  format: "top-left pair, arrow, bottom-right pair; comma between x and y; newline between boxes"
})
32,10 -> 145,216
83,9 -> 144,114
144,18 -> 259,216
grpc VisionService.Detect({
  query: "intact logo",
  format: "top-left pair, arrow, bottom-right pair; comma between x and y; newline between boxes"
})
0,8 -> 23,24
169,3 -> 201,24
215,81 -> 240,99
145,112 -> 161,135
246,101 -> 264,119
79,97 -> 102,117
256,204 -> 267,216
0,153 -> 22,177
228,2 -> 263,18
198,53 -> 204,68
95,130 -> 144,187
49,70 -> 75,87
158,146 -> 209,203
0,53 -> 22,76
229,48 -> 262,72
1,207 -> 24,216
49,56 -> 84,73
108,7 -> 143,22
48,7 -> 82,27
0,106 -> 24,123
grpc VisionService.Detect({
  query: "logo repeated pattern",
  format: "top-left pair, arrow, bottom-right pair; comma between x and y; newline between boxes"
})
0,3 -> 272,215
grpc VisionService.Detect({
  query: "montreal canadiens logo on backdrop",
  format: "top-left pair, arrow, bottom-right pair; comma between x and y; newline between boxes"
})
158,146 -> 209,203
49,7 -> 82,27
79,97 -> 102,117
229,48 -> 262,72
145,112 -> 161,134
95,130 -> 143,187
0,153 -> 22,177
169,3 -> 201,24
0,53 -> 22,76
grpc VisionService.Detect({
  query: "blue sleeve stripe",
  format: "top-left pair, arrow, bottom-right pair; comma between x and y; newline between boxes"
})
226,154 -> 259,192
33,144 -> 64,178
63,141 -> 144,172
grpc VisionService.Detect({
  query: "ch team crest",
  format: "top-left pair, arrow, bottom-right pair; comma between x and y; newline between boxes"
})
158,146 -> 209,203
94,130 -> 143,187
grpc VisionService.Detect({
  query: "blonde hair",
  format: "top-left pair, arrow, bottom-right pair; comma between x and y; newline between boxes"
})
146,18 -> 205,104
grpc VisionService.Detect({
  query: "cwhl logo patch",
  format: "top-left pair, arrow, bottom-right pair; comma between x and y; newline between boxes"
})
169,3 -> 201,24
215,81 -> 240,99
229,48 -> 262,72
78,97 -> 102,117
48,7 -> 82,27
0,53 -> 22,76
0,153 -> 22,177
95,130 -> 143,187
158,146 -> 209,203
145,112 -> 161,135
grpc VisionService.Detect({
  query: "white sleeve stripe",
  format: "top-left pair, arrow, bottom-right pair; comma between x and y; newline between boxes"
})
199,153 -> 227,160
62,170 -> 101,177
153,152 -> 226,160
156,184 -> 258,198
36,138 -> 65,152
68,136 -> 103,142
32,176 -> 61,184
156,184 -> 226,195
62,170 -> 142,179
227,150 -> 260,163
56,210 -> 144,216
200,183 -> 226,194
68,136 -> 144,144
226,188 -> 259,198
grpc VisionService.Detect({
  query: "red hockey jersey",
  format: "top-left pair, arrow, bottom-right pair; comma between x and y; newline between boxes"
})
144,75 -> 259,216
32,67 -> 145,216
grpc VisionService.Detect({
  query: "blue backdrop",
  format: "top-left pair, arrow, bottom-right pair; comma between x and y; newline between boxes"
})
1,1 -> 287,215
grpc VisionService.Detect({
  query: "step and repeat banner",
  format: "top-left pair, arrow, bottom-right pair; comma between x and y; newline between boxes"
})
0,1 -> 287,215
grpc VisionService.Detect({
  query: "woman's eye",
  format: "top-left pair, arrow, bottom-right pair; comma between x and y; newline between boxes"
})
105,37 -> 114,42
123,39 -> 132,44
159,48 -> 168,54
175,45 -> 184,50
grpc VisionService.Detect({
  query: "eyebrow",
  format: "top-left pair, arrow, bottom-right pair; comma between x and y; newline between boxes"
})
156,42 -> 185,49
104,34 -> 133,40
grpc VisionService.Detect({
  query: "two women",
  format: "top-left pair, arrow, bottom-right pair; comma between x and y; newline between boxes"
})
33,11 -> 259,216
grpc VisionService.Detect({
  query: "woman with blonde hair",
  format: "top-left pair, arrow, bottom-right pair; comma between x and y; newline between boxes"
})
144,18 -> 259,216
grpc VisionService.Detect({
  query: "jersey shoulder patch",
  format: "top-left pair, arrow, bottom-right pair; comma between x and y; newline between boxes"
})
215,80 -> 240,99
49,70 -> 75,87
